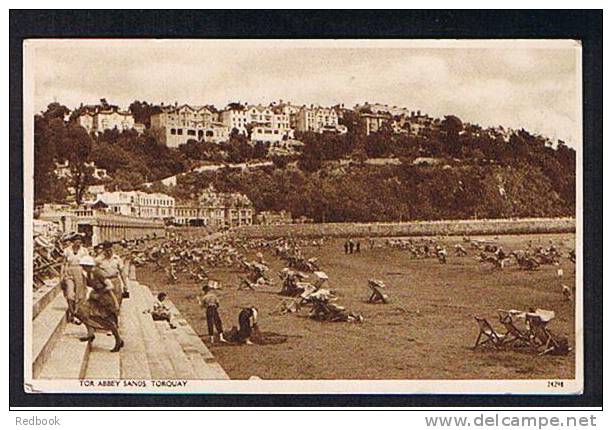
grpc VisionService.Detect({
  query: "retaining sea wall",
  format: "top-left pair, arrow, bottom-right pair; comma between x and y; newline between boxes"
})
229,217 -> 576,239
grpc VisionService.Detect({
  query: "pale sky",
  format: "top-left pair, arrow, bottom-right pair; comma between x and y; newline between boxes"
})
27,39 -> 581,145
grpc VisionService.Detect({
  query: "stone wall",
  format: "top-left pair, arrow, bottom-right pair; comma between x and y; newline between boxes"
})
230,217 -> 576,239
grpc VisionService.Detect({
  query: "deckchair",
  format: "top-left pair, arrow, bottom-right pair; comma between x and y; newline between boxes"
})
473,317 -> 505,349
525,314 -> 562,355
497,310 -> 530,347
238,277 -> 256,291
367,279 -> 389,304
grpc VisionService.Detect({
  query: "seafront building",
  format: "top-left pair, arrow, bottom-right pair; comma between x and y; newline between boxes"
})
255,210 -> 292,225
174,186 -> 253,228
95,191 -> 176,220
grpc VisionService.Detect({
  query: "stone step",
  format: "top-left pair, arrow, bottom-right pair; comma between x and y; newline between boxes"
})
137,284 -> 227,379
35,278 -> 230,381
130,282 -> 177,379
153,320 -> 196,379
165,300 -> 229,379
32,293 -> 68,378
134,307 -> 176,378
37,323 -> 90,379
119,289 -> 152,380
84,333 -> 121,379
32,280 -> 61,320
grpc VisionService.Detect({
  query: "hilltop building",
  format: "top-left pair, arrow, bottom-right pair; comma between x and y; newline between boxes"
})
220,104 -> 295,145
355,102 -> 413,118
150,104 -> 229,147
296,106 -> 347,134
55,161 -> 110,181
361,112 -> 390,135
76,106 -> 138,134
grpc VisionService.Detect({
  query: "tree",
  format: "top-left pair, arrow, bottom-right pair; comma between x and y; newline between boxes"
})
298,140 -> 322,172
441,115 -> 463,157
42,102 -> 70,121
271,155 -> 288,169
64,125 -> 95,204
33,104 -> 74,204
129,100 -> 161,128
253,141 -> 268,159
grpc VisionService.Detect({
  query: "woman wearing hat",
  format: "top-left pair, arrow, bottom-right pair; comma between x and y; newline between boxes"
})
75,256 -> 124,352
60,234 -> 89,322
95,241 -> 128,305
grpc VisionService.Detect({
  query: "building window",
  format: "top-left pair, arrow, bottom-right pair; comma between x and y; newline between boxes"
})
171,128 -> 176,135
177,128 -> 183,135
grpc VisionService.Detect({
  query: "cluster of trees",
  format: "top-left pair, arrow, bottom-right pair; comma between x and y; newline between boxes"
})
177,130 -> 268,164
34,102 -> 189,204
169,161 -> 572,222
91,128 -> 188,190
34,103 -> 91,204
296,113 -> 575,211
128,100 -> 162,128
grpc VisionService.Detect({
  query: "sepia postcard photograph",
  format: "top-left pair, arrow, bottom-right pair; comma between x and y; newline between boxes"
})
21,37 -> 583,396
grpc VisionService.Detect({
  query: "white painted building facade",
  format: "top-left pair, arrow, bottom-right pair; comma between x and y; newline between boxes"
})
296,106 -> 346,134
77,109 -> 136,134
150,104 -> 230,147
96,191 -> 175,219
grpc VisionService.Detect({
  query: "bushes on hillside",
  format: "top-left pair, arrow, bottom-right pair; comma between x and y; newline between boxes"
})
173,163 -> 573,222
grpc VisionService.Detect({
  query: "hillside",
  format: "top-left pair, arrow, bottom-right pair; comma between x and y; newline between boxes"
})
33,101 -> 576,222
167,161 -> 574,222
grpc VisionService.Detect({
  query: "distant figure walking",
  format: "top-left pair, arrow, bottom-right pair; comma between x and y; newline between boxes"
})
349,239 -> 355,254
344,240 -> 349,254
355,241 -> 361,253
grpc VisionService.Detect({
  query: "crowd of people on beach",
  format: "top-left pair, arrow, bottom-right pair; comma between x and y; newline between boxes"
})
50,229 -> 575,355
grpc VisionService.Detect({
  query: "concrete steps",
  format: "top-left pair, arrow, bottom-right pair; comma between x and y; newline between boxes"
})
117,287 -> 151,379
37,323 -> 90,379
34,279 -> 229,381
164,301 -> 229,379
32,280 -> 61,319
84,334 -> 121,379
133,283 -> 228,379
32,293 -> 69,378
